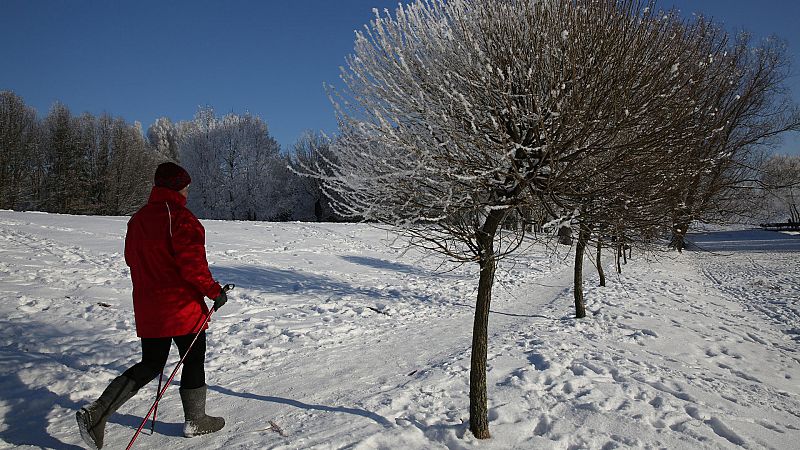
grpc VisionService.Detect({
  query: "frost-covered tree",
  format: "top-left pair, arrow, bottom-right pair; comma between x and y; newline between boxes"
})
562,18 -> 800,311
665,34 -> 800,250
102,117 -> 156,214
303,0 -> 789,438
147,117 -> 180,162
289,131 -> 340,221
761,154 -> 800,223
179,107 -> 295,220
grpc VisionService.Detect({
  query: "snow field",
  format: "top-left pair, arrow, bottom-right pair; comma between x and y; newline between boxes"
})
0,211 -> 798,449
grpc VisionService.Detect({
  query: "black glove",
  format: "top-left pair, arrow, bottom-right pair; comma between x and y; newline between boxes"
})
213,289 -> 228,311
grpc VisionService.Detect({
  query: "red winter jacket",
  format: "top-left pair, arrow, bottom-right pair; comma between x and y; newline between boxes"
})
125,187 -> 222,338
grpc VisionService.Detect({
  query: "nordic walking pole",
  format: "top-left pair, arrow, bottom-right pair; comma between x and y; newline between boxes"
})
126,284 -> 234,450
150,369 -> 164,434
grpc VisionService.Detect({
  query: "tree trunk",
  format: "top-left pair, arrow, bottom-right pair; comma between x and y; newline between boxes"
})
670,222 -> 688,253
314,198 -> 323,222
468,209 -> 504,440
469,254 -> 495,439
596,240 -> 606,287
573,223 -> 591,319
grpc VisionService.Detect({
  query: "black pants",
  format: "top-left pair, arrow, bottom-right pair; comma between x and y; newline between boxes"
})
122,331 -> 206,391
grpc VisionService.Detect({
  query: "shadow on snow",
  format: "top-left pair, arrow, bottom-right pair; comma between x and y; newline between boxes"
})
210,385 -> 393,428
450,301 -> 558,320
339,255 -> 431,276
213,265 -> 439,304
687,229 -> 800,253
0,317 -> 180,448
0,364 -> 84,449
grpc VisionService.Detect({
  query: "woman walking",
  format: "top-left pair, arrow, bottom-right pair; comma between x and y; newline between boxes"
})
76,162 -> 230,449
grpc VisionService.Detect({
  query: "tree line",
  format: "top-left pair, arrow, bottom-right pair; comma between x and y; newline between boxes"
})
0,93 -> 153,215
0,91 -> 339,221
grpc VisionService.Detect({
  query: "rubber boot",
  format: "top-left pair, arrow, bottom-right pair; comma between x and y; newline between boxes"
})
76,375 -> 138,449
179,385 -> 225,437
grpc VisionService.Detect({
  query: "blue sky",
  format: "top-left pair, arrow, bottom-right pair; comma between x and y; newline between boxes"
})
1,0 -> 799,155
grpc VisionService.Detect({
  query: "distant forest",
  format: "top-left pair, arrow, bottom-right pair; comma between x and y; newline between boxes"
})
0,90 -> 339,221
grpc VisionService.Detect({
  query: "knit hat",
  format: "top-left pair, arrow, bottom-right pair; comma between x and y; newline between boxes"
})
154,162 -> 191,191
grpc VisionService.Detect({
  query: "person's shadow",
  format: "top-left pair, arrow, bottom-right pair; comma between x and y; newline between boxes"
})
0,370 -> 85,449
0,370 -> 185,449
210,385 -> 393,428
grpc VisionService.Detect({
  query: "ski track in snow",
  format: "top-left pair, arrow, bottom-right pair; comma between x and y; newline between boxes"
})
0,211 -> 798,449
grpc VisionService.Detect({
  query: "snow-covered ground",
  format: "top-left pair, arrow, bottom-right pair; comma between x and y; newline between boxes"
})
0,210 -> 798,450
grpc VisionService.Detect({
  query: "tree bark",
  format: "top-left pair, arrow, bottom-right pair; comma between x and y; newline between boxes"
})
791,202 -> 799,223
670,222 -> 688,253
573,223 -> 591,319
670,193 -> 695,253
596,240 -> 606,287
469,253 -> 495,439
469,208 -> 503,440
